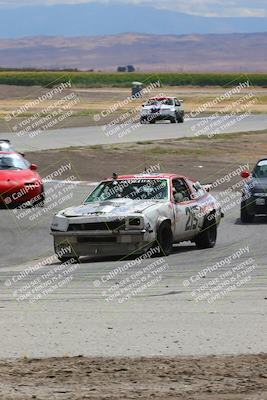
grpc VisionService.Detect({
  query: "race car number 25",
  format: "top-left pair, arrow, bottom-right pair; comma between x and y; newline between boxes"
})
185,206 -> 199,231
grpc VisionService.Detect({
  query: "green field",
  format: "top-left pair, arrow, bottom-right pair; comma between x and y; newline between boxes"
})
0,71 -> 266,87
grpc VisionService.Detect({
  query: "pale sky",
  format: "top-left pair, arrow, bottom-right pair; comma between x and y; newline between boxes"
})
0,0 -> 266,17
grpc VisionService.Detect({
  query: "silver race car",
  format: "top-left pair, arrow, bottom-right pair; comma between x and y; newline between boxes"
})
51,173 -> 223,261
140,97 -> 184,124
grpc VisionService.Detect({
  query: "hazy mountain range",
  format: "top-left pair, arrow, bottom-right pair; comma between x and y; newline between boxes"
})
0,3 -> 267,37
0,33 -> 266,71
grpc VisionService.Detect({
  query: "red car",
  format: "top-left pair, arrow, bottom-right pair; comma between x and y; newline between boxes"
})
0,152 -> 44,208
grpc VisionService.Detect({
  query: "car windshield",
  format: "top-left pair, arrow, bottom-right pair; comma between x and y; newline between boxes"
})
0,154 -> 28,170
0,143 -> 12,151
85,179 -> 169,203
253,161 -> 267,178
146,99 -> 173,106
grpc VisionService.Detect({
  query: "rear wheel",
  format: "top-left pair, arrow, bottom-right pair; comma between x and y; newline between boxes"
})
177,114 -> 184,123
157,222 -> 173,256
195,214 -> 217,249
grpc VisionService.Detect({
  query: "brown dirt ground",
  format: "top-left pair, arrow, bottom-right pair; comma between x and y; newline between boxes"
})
0,354 -> 266,399
26,130 -> 267,188
0,85 -> 266,132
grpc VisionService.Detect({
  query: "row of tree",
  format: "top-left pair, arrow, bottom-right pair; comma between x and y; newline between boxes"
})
117,65 -> 136,72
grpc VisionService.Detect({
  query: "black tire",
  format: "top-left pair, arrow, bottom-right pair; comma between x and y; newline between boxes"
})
157,222 -> 173,256
149,119 -> 156,124
195,214 -> 217,249
140,118 -> 146,124
54,241 -> 79,263
57,255 -> 79,263
35,192 -> 45,207
240,203 -> 254,223
170,116 -> 177,123
177,114 -> 184,123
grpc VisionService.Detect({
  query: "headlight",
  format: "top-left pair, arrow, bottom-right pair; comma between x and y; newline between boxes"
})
126,217 -> 144,230
51,215 -> 69,232
129,218 -> 141,226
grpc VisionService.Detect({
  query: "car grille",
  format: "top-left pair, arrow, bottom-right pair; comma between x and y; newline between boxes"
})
77,237 -> 117,243
68,220 -> 125,231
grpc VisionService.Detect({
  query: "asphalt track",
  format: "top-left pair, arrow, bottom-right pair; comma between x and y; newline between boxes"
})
2,114 -> 267,152
0,183 -> 266,358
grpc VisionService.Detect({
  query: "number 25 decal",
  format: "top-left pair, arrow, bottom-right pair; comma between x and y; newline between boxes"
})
185,206 -> 198,231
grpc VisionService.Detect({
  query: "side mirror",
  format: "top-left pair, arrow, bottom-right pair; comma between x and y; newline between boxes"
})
193,183 -> 201,192
142,104 -> 145,107
241,170 -> 250,178
30,163 -> 38,171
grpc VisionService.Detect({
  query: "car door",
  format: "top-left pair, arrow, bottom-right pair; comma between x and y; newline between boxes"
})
172,178 -> 200,241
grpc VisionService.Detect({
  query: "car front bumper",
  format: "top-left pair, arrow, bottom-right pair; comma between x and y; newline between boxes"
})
52,229 -> 152,257
141,111 -> 175,120
243,196 -> 267,216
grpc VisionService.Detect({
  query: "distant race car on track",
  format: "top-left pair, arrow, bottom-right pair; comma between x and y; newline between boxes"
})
51,173 -> 223,261
0,139 -> 13,152
0,139 -> 25,157
240,158 -> 267,222
0,152 -> 44,208
140,97 -> 184,124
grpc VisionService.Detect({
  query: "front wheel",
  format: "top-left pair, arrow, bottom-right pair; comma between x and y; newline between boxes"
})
195,214 -> 217,249
57,255 -> 79,264
240,203 -> 254,223
157,222 -> 173,256
35,192 -> 45,207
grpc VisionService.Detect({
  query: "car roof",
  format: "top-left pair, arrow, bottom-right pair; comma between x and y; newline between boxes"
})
104,173 -> 196,182
0,151 -> 18,155
149,97 -> 175,100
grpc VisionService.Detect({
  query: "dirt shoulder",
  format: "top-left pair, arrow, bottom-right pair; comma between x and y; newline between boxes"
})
0,354 -> 266,400
26,130 -> 267,188
0,85 -> 266,133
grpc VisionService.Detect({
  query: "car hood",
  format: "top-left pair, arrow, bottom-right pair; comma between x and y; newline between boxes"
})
0,169 -> 37,183
61,199 -> 160,218
248,177 -> 267,192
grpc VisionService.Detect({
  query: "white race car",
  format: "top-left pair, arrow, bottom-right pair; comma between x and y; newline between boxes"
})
0,139 -> 13,152
51,173 -> 223,261
140,97 -> 184,124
